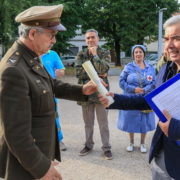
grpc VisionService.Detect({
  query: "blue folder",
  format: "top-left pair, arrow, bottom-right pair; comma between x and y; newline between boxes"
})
145,73 -> 180,122
145,73 -> 180,145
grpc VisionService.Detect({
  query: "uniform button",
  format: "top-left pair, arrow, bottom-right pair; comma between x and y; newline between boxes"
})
35,65 -> 40,70
43,90 -> 47,94
16,52 -> 20,55
30,60 -> 33,63
36,79 -> 41,83
33,138 -> 36,142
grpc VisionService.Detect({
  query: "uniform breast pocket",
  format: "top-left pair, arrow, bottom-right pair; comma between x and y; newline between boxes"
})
31,80 -> 55,114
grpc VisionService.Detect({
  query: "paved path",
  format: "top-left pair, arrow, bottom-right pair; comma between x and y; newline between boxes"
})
0,75 -> 155,180
57,75 -> 155,180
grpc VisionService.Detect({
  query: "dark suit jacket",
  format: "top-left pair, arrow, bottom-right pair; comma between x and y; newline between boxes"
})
0,41 -> 87,180
109,63 -> 180,179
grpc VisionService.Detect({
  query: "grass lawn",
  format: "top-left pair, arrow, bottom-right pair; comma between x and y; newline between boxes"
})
65,66 -> 76,76
64,65 -> 124,77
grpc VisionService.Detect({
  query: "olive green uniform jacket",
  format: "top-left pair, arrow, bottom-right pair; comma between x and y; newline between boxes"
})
0,41 -> 87,180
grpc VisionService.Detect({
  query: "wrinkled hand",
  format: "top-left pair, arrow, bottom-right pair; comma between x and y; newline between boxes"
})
41,161 -> 62,180
82,80 -> 108,95
82,80 -> 97,95
98,92 -> 114,108
158,110 -> 172,137
135,87 -> 144,94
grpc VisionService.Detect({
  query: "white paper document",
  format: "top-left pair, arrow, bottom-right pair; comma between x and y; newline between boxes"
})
145,73 -> 180,123
152,79 -> 180,120
82,61 -> 114,106
145,73 -> 180,146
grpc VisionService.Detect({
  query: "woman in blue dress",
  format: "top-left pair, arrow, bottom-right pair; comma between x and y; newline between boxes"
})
118,45 -> 156,153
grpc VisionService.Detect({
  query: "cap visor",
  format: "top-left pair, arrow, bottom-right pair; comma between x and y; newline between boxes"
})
48,24 -> 66,31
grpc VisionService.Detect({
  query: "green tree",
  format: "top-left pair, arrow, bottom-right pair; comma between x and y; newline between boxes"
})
82,0 -> 179,65
51,0 -> 85,55
0,0 -> 84,55
120,0 -> 179,56
0,0 -> 45,54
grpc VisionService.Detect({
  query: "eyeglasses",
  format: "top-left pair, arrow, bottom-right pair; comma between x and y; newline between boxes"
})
36,29 -> 58,40
43,31 -> 58,40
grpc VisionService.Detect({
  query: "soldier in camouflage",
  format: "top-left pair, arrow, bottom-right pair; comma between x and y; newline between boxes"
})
75,29 -> 112,160
156,51 -> 171,73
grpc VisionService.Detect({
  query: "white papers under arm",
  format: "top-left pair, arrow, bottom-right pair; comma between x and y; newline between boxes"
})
82,61 -> 114,106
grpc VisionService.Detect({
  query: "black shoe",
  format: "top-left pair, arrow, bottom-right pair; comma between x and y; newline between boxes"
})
60,141 -> 67,151
79,146 -> 92,156
104,150 -> 113,160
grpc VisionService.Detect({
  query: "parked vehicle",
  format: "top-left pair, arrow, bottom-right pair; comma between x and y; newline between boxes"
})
146,53 -> 158,68
61,56 -> 76,67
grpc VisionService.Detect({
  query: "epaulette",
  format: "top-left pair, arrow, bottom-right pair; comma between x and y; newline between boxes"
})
8,51 -> 21,65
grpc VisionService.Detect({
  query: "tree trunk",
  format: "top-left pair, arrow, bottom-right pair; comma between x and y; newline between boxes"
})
115,39 -> 121,66
0,0 -> 5,11
110,48 -> 116,63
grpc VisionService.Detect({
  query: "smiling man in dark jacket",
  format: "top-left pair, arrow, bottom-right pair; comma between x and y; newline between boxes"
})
99,15 -> 180,180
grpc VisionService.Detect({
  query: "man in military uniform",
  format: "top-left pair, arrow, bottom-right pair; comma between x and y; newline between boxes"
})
0,5 -> 97,180
75,29 -> 112,160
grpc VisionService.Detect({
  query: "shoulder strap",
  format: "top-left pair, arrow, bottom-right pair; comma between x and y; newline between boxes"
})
136,71 -> 143,88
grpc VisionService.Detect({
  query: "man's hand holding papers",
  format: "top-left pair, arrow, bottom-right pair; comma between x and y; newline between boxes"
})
98,92 -> 114,108
82,80 -> 98,95
159,110 -> 172,137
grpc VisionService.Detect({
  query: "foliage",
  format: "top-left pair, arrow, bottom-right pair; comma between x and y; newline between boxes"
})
51,0 -> 84,55
0,0 -> 179,64
121,0 -> 179,56
82,0 -> 179,65
0,0 -> 43,51
0,0 -> 83,55
0,0 -> 46,53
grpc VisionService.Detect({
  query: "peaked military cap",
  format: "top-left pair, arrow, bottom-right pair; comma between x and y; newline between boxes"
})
15,4 -> 66,31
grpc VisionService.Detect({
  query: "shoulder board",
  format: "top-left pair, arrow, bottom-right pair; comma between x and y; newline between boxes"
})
8,51 -> 21,65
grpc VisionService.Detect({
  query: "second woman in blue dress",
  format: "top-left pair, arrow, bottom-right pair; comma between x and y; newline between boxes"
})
118,45 -> 156,153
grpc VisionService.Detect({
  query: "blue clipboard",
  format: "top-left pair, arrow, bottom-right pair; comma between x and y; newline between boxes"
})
145,73 -> 180,146
145,73 -> 180,122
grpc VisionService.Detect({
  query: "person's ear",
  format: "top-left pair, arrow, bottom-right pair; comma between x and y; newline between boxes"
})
28,29 -> 37,40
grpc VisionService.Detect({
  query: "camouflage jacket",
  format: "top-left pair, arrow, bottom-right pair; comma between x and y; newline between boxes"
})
156,55 -> 170,73
75,47 -> 110,105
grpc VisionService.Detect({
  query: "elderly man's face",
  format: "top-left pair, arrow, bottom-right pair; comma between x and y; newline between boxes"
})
164,23 -> 180,63
31,29 -> 57,56
85,32 -> 99,47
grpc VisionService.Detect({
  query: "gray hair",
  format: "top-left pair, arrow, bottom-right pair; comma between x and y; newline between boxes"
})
18,24 -> 45,38
163,15 -> 180,29
85,29 -> 99,37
